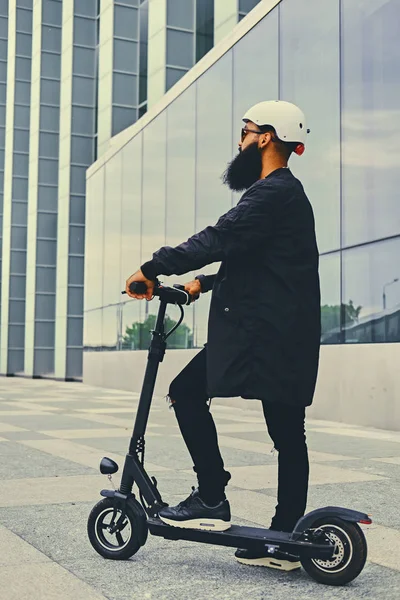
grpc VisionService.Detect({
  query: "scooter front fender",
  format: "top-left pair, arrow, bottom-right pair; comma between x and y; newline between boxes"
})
292,506 -> 372,538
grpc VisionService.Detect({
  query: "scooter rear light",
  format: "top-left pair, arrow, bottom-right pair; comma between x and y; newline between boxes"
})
359,517 -> 372,524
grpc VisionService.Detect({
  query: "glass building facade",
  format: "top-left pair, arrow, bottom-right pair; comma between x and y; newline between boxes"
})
85,0 -> 400,360
0,0 -> 262,379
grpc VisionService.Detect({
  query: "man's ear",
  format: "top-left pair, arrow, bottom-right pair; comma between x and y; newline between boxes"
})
259,132 -> 271,149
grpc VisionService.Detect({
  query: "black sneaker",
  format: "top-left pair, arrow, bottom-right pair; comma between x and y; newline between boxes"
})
159,487 -> 231,531
235,548 -> 301,571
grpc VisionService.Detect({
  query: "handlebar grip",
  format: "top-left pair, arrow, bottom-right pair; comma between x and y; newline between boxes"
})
129,281 -> 148,294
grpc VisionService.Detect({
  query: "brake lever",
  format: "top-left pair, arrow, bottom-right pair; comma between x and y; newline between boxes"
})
173,284 -> 199,304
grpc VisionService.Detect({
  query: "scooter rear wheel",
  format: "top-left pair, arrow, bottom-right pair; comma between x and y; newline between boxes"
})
87,497 -> 148,560
300,517 -> 367,586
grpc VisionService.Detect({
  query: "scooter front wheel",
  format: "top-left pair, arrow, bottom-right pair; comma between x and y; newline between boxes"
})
300,517 -> 367,586
87,497 -> 148,560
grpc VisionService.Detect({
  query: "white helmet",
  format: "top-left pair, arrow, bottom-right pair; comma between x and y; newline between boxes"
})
242,100 -> 310,155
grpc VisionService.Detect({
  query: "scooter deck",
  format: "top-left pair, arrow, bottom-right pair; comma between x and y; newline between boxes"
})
147,518 -> 333,559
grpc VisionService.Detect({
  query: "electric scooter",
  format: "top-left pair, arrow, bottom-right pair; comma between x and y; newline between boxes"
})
87,280 -> 371,586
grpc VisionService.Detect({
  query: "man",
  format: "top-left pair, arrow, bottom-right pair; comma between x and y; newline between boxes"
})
126,100 -> 321,571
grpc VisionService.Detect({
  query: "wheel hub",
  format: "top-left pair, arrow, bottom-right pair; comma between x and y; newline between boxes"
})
310,524 -> 353,573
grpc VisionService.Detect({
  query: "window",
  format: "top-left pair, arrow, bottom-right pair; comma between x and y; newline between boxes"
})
72,76 -> 95,106
113,39 -> 138,73
196,0 -> 213,62
42,0 -> 62,26
71,106 -> 94,135
14,80 -> 31,104
10,250 -> 27,274
41,51 -> 61,78
41,78 -> 60,105
38,185 -> 58,211
167,0 -> 194,30
39,132 -> 59,157
36,239 -> 57,264
70,165 -> 87,194
36,266 -> 56,293
13,129 -> 30,153
40,105 -> 60,131
12,177 -> 29,199
69,224 -> 85,254
114,5 -> 138,40
14,105 -> 30,128
113,72 -> 137,105
11,201 -> 27,225
15,57 -> 31,80
41,25 -> 62,53
68,287 -> 84,315
239,0 -> 260,12
69,194 -> 85,224
166,67 -> 186,91
73,0 -> 97,17
16,8 -> 32,33
35,294 -> 56,320
73,47 -> 96,77
166,29 -> 193,68
74,16 -> 96,46
112,106 -> 137,135
13,153 -> 29,177
71,136 -> 93,164
16,32 -> 32,56
39,158 -> 59,185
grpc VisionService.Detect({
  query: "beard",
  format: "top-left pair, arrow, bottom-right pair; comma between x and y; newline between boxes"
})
221,142 -> 263,191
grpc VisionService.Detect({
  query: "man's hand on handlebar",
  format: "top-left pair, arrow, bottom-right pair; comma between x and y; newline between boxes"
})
125,269 -> 155,300
184,279 -> 202,300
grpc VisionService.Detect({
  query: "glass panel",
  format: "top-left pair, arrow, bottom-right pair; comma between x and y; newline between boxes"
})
341,0 -> 400,247
71,106 -> 94,135
70,195 -> 85,224
37,212 -> 57,238
42,0 -> 62,26
138,0 -> 148,104
69,255 -> 84,285
16,8 -> 32,33
35,294 -> 56,320
320,253 -> 341,344
36,239 -> 57,265
13,152 -> 29,176
120,300 -> 141,350
112,106 -> 137,136
70,164 -> 87,195
13,177 -> 29,199
84,170 -> 104,310
72,76 -> 95,106
36,266 -> 56,293
39,132 -> 59,157
83,308 -> 102,350
10,275 -> 26,299
166,29 -> 193,68
38,185 -> 58,211
103,152 -> 122,305
14,81 -> 31,104
196,0 -> 214,62
66,347 -> 83,378
8,324 -> 25,346
41,51 -> 61,78
11,201 -> 27,225
114,5 -> 138,40
38,158 -> 58,185
239,0 -> 260,12
34,322 -> 55,348
73,47 -> 96,77
68,287 -> 84,315
280,0 -> 340,253
120,134 -> 142,316
0,82 -> 5,101
16,32 -> 32,56
74,16 -> 96,46
343,239 -> 400,343
101,305 -> 119,351
71,135 -> 93,164
195,51 -> 233,346
69,225 -> 85,254
34,349 -> 54,375
15,57 -> 31,80
9,299 -> 25,322
40,105 -> 59,131
73,0 -> 97,17
11,223 -> 27,250
141,113 -> 167,321
0,17 -> 8,37
10,250 -> 27,274
113,72 -> 137,105
166,67 -> 186,91
113,39 -> 138,73
167,0 -> 194,29
41,78 -> 60,105
41,25 -> 62,52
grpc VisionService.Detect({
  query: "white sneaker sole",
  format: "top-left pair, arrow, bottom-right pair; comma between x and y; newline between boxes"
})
236,556 -> 301,571
159,515 -> 231,532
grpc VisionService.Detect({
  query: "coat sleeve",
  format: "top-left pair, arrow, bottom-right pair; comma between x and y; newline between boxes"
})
195,273 -> 217,293
140,181 -> 276,279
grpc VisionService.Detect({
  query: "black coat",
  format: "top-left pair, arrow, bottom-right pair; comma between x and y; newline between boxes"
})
141,168 -> 321,407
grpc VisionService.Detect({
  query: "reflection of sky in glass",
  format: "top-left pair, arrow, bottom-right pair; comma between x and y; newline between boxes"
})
103,153 -> 122,306
280,0 -> 340,253
343,239 -> 400,318
84,170 -> 105,312
341,0 -> 400,246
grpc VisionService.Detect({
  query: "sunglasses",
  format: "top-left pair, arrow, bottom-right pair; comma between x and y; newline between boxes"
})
240,127 -> 263,142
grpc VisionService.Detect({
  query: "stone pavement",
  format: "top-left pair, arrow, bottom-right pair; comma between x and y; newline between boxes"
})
0,377 -> 399,600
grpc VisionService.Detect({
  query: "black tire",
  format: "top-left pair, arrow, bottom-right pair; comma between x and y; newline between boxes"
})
87,497 -> 148,560
300,517 -> 367,586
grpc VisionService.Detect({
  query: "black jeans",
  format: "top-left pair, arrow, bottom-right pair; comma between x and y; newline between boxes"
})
168,347 -> 309,532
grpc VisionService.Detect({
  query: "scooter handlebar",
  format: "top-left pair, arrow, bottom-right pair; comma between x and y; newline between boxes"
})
121,281 -> 198,306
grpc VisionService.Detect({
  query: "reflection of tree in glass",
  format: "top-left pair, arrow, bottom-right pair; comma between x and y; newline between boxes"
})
321,299 -> 362,334
122,314 -> 193,350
